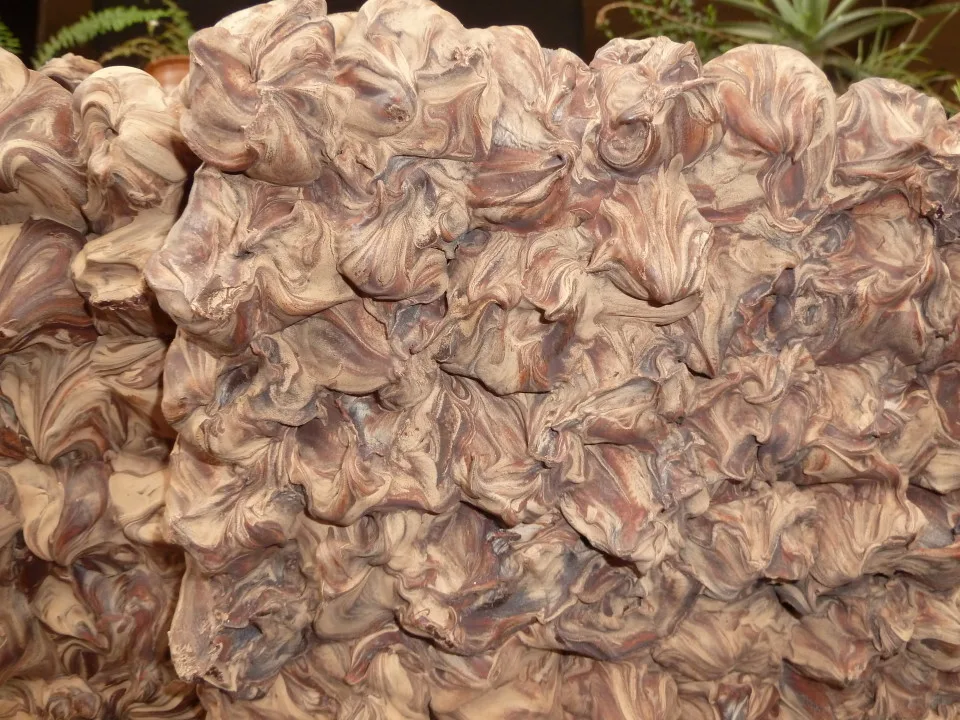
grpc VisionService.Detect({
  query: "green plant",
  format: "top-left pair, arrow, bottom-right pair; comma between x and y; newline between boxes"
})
32,0 -> 194,69
0,20 -> 21,55
597,0 -> 735,61
833,9 -> 960,110
598,0 -> 960,112
99,0 -> 193,64
713,0 -> 959,79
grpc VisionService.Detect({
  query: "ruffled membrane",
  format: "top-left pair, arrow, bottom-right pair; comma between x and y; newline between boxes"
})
3,0 -> 960,717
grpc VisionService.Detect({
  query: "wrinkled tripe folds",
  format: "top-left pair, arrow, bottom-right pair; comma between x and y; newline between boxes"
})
2,0 -> 960,717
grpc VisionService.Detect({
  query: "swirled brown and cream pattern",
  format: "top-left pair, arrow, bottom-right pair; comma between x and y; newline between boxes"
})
4,0 -> 960,716
0,53 -> 199,719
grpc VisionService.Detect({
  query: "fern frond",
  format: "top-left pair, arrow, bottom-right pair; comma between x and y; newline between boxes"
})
0,19 -> 21,55
98,36 -> 169,64
32,6 -> 170,68
161,0 -> 194,54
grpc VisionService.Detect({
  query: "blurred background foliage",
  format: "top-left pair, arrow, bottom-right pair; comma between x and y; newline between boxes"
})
597,0 -> 960,111
2,0 -> 960,112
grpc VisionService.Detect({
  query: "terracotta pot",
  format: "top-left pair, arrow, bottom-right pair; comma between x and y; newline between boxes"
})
145,55 -> 190,92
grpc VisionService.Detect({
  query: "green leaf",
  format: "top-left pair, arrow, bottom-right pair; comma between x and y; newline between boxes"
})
32,6 -> 172,67
712,0 -> 783,23
161,0 -> 194,53
0,19 -> 21,55
793,0 -> 813,23
815,5 -> 918,42
818,11 -> 919,48
768,0 -> 807,30
826,0 -> 867,23
906,2 -> 960,17
713,19 -> 784,40
810,0 -> 831,27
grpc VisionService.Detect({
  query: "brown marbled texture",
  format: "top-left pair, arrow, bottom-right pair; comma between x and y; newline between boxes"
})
139,0 -> 960,717
4,0 -> 960,716
38,54 -> 104,93
0,50 -> 200,718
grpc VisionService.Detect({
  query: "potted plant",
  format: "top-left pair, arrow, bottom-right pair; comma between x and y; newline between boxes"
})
598,0 -> 960,112
32,0 -> 194,90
